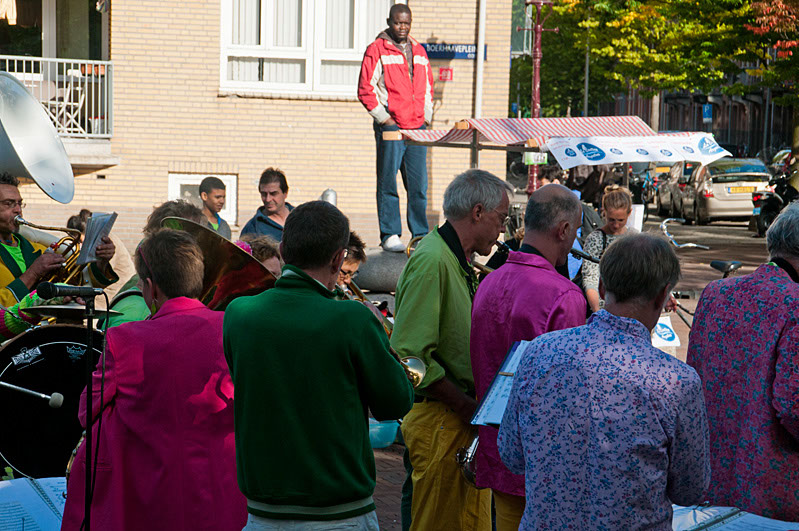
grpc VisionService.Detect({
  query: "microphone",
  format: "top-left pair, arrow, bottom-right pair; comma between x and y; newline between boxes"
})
0,380 -> 64,408
570,248 -> 600,264
37,282 -> 104,300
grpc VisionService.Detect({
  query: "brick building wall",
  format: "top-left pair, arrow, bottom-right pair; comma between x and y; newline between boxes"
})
21,0 -> 511,253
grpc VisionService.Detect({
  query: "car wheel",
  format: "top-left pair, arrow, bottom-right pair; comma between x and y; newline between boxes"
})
757,209 -> 778,236
694,203 -> 708,225
655,193 -> 665,216
682,203 -> 693,225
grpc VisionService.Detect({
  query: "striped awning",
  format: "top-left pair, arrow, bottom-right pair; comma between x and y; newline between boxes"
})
399,116 -> 657,147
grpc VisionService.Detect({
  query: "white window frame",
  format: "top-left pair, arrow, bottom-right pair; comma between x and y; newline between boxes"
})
220,0 -> 405,98
168,173 -> 238,226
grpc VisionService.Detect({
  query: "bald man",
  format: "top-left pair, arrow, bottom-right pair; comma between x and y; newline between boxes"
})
469,184 -> 587,530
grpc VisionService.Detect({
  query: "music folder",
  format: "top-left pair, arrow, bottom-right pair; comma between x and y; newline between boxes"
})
76,211 -> 118,265
470,340 -> 532,427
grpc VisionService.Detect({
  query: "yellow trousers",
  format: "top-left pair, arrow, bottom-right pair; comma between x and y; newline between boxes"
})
492,490 -> 525,531
401,400 -> 491,531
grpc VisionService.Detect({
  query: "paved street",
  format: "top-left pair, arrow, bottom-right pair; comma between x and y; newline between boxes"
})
372,213 -> 768,529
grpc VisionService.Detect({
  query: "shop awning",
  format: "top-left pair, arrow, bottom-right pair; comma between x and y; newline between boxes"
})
397,116 -> 658,147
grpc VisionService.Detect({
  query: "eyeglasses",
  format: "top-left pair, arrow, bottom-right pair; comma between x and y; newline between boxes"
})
493,207 -> 510,227
339,269 -> 359,280
0,200 -> 24,209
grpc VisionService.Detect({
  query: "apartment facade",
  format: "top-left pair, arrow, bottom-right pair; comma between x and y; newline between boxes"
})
7,0 -> 512,250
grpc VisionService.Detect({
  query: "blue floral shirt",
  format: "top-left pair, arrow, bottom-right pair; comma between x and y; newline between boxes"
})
498,310 -> 710,530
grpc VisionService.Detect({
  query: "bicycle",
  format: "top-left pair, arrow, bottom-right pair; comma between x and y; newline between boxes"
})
659,218 -> 742,329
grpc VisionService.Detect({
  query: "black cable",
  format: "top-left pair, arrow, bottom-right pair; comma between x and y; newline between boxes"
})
79,291 -> 110,531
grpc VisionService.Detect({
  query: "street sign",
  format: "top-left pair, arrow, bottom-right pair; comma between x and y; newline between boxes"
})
523,152 -> 548,165
702,104 -> 712,124
421,43 -> 487,60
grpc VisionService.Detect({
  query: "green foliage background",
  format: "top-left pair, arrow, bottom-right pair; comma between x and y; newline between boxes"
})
508,0 -> 798,116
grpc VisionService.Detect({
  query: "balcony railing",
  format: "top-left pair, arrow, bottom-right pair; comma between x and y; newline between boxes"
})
0,55 -> 113,139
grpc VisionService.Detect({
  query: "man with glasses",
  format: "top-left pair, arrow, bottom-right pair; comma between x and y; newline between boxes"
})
337,232 -> 367,294
391,169 -> 510,531
0,172 -> 117,307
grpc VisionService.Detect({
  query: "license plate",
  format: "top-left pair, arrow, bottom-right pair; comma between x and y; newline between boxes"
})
753,207 -> 761,215
729,186 -> 755,194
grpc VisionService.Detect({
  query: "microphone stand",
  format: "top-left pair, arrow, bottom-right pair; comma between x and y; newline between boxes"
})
83,295 -> 95,531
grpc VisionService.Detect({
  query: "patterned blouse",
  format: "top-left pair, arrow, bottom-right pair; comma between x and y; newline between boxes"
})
498,310 -> 710,530
582,227 -> 638,293
687,264 -> 799,521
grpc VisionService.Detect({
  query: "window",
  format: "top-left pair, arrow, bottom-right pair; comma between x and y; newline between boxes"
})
220,0 -> 402,97
168,173 -> 238,225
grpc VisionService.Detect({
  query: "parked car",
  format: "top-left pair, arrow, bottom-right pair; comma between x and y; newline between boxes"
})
655,161 -> 696,217
680,158 -> 771,225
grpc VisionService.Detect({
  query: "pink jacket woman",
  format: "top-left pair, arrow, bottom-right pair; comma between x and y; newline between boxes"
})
62,297 -> 246,531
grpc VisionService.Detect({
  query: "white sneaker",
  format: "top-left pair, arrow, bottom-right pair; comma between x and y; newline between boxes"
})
381,235 -> 405,253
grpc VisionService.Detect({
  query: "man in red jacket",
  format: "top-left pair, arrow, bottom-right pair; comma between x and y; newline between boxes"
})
358,4 -> 433,252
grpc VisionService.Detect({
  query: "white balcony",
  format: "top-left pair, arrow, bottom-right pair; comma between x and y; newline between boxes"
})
1,55 -> 118,173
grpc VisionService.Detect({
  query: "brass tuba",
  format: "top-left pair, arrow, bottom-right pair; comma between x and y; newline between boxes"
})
15,215 -> 85,285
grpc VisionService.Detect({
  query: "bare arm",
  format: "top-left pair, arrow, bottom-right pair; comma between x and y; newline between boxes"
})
423,377 -> 477,425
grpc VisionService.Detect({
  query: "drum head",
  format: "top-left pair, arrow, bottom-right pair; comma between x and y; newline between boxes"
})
0,325 -> 102,478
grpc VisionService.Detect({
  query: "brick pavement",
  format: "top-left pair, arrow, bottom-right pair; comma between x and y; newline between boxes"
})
374,444 -> 405,531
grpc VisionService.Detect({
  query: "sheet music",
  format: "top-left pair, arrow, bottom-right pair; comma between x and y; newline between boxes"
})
76,211 -> 117,265
0,477 -> 65,530
0,502 -> 45,530
672,504 -> 799,530
471,340 -> 532,427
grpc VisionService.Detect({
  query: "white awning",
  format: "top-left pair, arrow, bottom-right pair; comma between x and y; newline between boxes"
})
545,133 -> 732,170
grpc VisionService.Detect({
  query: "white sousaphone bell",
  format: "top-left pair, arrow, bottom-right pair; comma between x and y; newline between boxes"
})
0,71 -> 74,204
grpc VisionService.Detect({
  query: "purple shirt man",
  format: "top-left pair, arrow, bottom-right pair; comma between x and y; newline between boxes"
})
471,184 -> 586,529
471,185 -> 585,502
499,233 -> 710,530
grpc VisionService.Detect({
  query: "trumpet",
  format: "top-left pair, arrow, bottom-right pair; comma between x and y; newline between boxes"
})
14,215 -> 85,285
343,280 -> 426,388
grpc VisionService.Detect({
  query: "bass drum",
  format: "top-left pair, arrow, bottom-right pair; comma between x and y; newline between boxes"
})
0,325 -> 102,478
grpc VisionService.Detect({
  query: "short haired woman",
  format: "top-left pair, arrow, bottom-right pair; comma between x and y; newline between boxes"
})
61,229 -> 246,531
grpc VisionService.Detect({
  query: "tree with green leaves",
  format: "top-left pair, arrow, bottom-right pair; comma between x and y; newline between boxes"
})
508,0 -> 623,117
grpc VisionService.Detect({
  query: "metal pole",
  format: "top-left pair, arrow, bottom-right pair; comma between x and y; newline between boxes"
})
583,37 -> 589,116
474,0 -> 487,119
525,0 -> 556,195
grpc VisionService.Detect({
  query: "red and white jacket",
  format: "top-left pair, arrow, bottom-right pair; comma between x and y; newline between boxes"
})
358,32 -> 434,129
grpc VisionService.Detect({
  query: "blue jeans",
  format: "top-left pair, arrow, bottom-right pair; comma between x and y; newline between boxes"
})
373,122 -> 429,241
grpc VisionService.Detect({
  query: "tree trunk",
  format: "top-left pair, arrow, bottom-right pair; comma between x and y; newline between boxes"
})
650,93 -> 660,132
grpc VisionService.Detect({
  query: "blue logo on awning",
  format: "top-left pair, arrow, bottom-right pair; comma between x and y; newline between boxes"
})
636,149 -> 649,155
660,149 -> 673,157
698,137 -> 724,155
682,146 -> 695,153
577,143 -> 606,161
654,323 -> 676,341
610,148 -> 623,155
565,148 -> 577,157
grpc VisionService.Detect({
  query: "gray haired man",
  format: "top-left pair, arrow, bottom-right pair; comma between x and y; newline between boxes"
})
391,169 -> 510,530
499,233 -> 710,530
687,201 -> 799,520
